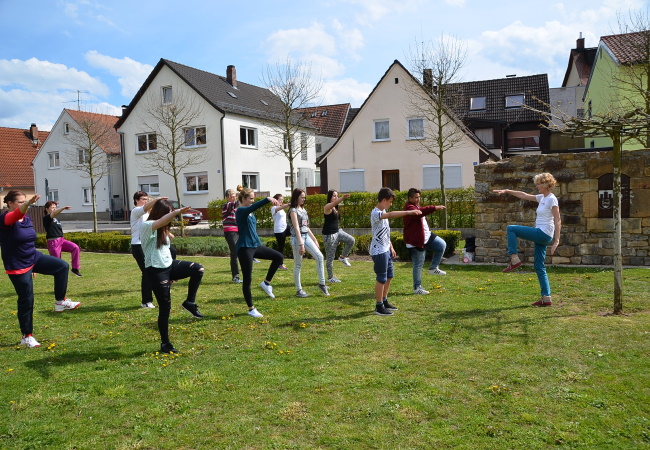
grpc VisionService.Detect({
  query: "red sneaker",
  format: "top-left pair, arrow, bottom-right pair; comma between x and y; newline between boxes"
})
502,261 -> 523,273
531,299 -> 552,307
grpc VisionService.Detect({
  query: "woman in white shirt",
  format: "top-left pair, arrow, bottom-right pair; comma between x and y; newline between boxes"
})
271,193 -> 290,270
493,173 -> 561,307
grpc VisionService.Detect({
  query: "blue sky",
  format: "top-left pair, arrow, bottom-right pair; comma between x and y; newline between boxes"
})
0,0 -> 646,130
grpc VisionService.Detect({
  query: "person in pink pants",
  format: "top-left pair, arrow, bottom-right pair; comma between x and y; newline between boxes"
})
43,201 -> 82,277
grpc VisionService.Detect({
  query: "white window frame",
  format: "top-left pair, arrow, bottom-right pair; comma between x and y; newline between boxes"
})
470,96 -> 486,110
505,94 -> 525,109
78,148 -> 89,165
64,123 -> 70,134
314,170 -> 321,188
137,175 -> 160,195
407,118 -> 424,140
47,189 -> 59,202
82,187 -> 92,205
423,164 -> 463,190
162,86 -> 172,105
240,126 -> 257,148
242,173 -> 259,190
373,119 -> 390,142
48,152 -> 60,169
474,128 -> 494,146
183,126 -> 207,148
136,133 -> 157,153
339,169 -> 365,192
285,172 -> 292,190
185,172 -> 209,194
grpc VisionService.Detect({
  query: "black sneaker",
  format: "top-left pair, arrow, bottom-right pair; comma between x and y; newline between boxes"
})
374,304 -> 394,316
383,300 -> 398,311
71,269 -> 82,277
182,301 -> 204,319
160,342 -> 179,354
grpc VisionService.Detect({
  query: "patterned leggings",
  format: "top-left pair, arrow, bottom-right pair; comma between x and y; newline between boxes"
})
323,230 -> 356,278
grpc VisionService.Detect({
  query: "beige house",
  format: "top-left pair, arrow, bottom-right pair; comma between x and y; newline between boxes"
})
318,60 -> 495,193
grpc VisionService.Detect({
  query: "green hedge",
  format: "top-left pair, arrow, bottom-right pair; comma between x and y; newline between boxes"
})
207,188 -> 476,230
42,229 -> 461,261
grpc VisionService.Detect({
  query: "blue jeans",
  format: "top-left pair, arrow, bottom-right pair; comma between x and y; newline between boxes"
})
507,225 -> 553,296
408,235 -> 447,289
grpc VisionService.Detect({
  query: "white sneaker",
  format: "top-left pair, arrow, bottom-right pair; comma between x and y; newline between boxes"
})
141,302 -> 156,309
413,286 -> 430,295
21,334 -> 41,348
253,258 -> 261,264
428,268 -> 447,275
338,256 -> 351,267
248,308 -> 263,318
54,298 -> 81,312
296,289 -> 308,298
260,281 -> 275,299
327,277 -> 341,283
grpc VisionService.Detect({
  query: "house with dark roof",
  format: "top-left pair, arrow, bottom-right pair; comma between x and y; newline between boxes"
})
444,73 -> 550,158
32,109 -> 122,220
549,35 -> 598,151
317,60 -> 494,194
115,59 -> 317,214
0,124 -> 48,204
583,30 -> 650,150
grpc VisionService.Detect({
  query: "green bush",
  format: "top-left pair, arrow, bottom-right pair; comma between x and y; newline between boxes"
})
207,188 -> 476,230
172,236 -> 230,257
37,232 -> 131,253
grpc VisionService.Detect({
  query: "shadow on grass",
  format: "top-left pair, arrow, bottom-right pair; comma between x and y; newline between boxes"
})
23,347 -> 144,379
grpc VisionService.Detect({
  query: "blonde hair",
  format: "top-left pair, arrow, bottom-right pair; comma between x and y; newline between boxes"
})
533,173 -> 557,190
237,187 -> 254,203
225,189 -> 236,199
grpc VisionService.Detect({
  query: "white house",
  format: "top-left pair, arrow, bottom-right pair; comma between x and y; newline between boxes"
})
33,109 -> 123,220
115,59 -> 318,217
318,60 -> 496,193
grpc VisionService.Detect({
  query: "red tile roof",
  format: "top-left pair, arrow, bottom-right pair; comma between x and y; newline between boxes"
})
0,126 -> 49,189
601,31 -> 650,65
296,103 -> 351,138
66,109 -> 121,154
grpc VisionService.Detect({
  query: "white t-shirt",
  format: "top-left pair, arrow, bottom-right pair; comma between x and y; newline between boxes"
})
370,207 -> 391,256
130,206 -> 148,245
535,193 -> 558,238
271,206 -> 287,233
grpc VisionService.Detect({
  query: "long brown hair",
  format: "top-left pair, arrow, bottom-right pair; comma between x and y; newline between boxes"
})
290,188 -> 305,208
147,199 -> 174,248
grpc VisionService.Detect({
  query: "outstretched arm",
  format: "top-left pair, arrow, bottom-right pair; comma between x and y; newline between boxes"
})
493,189 -> 537,202
324,193 -> 349,215
49,206 -> 71,218
381,209 -> 422,220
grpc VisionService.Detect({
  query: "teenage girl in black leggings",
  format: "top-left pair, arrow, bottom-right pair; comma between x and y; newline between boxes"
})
235,187 -> 283,318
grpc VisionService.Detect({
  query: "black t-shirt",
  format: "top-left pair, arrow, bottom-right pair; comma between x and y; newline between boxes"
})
43,215 -> 64,239
322,209 -> 340,235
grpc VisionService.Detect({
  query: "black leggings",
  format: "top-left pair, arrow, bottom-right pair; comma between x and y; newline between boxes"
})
274,228 -> 290,255
146,259 -> 204,344
237,246 -> 284,308
224,231 -> 240,277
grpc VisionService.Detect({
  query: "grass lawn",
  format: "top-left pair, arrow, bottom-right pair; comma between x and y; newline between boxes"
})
1,251 -> 649,449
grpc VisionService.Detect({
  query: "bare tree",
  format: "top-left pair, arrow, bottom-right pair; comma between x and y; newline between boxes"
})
405,35 -> 468,229
64,110 -> 118,233
260,58 -> 322,190
138,87 -> 208,236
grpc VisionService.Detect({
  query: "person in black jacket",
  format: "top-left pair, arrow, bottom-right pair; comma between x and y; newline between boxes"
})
43,201 -> 82,277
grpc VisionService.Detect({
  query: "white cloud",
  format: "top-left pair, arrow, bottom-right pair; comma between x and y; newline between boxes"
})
265,23 -> 337,61
321,78 -> 373,106
85,51 -> 153,98
0,57 -> 109,96
444,0 -> 465,5
342,0 -> 426,25
332,20 -> 365,59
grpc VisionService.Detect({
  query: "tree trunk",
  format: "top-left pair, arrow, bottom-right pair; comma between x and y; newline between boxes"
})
174,174 -> 186,238
439,151 -> 448,230
91,184 -> 98,233
612,131 -> 623,314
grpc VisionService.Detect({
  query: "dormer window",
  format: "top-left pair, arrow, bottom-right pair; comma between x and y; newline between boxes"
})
470,96 -> 486,111
228,92 -> 237,98
505,94 -> 525,108
321,110 -> 328,117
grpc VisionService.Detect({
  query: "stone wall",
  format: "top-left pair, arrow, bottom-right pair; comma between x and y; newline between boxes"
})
473,149 -> 650,266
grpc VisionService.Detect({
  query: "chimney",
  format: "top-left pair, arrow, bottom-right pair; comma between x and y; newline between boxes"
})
227,65 -> 237,88
423,69 -> 433,91
577,32 -> 584,50
29,123 -> 38,143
